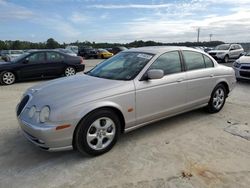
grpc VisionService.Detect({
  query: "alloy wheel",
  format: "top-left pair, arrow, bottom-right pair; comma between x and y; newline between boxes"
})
86,117 -> 116,151
65,67 -> 76,76
212,88 -> 225,110
2,72 -> 15,85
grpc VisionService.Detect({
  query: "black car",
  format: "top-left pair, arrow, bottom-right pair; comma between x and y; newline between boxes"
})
0,50 -> 85,85
78,47 -> 98,59
112,46 -> 128,55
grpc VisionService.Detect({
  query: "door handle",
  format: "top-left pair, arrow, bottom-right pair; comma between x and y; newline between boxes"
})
177,78 -> 184,82
210,74 -> 214,77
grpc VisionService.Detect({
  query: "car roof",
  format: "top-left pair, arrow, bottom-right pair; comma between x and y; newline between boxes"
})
126,46 -> 200,55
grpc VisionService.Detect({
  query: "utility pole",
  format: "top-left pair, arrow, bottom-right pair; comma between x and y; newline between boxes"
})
209,34 -> 213,42
197,28 -> 200,43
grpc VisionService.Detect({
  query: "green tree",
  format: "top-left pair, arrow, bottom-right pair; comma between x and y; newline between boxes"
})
46,38 -> 60,49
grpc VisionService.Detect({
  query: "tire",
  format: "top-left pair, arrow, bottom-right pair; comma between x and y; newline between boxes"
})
0,71 -> 16,85
206,84 -> 227,113
223,55 -> 229,63
101,54 -> 104,59
64,66 -> 76,77
74,109 -> 121,156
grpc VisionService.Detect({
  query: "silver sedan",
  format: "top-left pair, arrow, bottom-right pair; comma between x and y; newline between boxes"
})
17,46 -> 236,156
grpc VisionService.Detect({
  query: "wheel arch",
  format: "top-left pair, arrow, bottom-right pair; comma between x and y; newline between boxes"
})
72,105 -> 126,149
214,80 -> 230,97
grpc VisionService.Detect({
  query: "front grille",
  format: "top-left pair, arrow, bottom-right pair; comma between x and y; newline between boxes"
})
17,95 -> 30,116
241,66 -> 250,70
240,71 -> 250,78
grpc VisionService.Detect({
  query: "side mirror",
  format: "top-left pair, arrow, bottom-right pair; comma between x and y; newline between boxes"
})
23,58 -> 29,64
147,69 -> 164,80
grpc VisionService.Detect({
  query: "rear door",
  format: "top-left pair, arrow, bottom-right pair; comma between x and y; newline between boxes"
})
19,52 -> 46,79
44,51 -> 65,76
134,51 -> 187,125
182,51 -> 215,107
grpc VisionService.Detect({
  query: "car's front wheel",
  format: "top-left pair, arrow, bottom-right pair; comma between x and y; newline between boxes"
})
207,84 -> 227,113
64,66 -> 76,77
223,55 -> 229,63
0,71 -> 16,85
74,109 -> 121,156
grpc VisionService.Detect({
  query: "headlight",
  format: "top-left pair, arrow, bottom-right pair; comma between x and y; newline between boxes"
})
28,106 -> 36,118
39,106 -> 50,123
234,61 -> 241,68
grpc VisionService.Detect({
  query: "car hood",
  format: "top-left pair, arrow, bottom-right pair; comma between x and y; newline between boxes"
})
238,56 -> 250,64
26,74 -> 134,108
208,50 -> 228,53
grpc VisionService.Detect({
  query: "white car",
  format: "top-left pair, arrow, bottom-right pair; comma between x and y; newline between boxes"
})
233,52 -> 250,80
17,46 -> 236,156
208,44 -> 244,63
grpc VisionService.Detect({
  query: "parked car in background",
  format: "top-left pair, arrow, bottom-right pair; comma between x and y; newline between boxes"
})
1,50 -> 24,62
78,47 -> 98,59
112,46 -> 128,55
208,44 -> 244,63
233,51 -> 250,80
0,50 -> 84,85
66,45 -> 78,54
16,46 -> 235,156
56,48 -> 77,56
97,49 -> 113,59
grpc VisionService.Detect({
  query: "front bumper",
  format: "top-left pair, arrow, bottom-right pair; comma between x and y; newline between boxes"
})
234,66 -> 250,80
209,53 -> 225,61
18,118 -> 74,151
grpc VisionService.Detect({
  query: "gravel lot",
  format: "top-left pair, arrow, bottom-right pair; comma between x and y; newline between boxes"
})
0,60 -> 250,188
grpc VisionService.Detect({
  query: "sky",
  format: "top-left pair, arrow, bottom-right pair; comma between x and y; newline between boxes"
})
0,0 -> 250,43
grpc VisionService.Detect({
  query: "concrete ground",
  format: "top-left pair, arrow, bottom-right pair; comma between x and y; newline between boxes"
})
0,60 -> 250,188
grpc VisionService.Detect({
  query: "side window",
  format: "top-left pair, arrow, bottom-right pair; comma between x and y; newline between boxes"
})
203,55 -> 214,68
47,52 -> 64,62
182,51 -> 205,71
28,53 -> 45,63
149,51 -> 182,75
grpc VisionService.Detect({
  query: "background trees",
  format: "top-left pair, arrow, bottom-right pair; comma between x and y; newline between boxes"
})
0,38 -> 249,51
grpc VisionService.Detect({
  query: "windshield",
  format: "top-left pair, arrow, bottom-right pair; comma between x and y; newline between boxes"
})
215,44 -> 230,50
86,52 -> 154,80
12,53 -> 29,63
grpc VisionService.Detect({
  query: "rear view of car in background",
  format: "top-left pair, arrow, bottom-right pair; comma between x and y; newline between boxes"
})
1,50 -> 24,62
233,51 -> 250,80
78,47 -> 98,59
0,50 -> 84,85
208,44 -> 244,63
56,49 -> 77,56
97,49 -> 113,59
112,46 -> 128,55
65,45 -> 78,54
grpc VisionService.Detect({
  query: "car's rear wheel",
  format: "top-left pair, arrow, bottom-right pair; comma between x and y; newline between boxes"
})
74,109 -> 121,156
64,67 -> 76,77
0,71 -> 16,85
206,84 -> 226,113
223,55 -> 229,63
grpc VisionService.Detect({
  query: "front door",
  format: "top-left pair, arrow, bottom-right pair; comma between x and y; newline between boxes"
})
134,51 -> 187,125
19,52 -> 46,79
